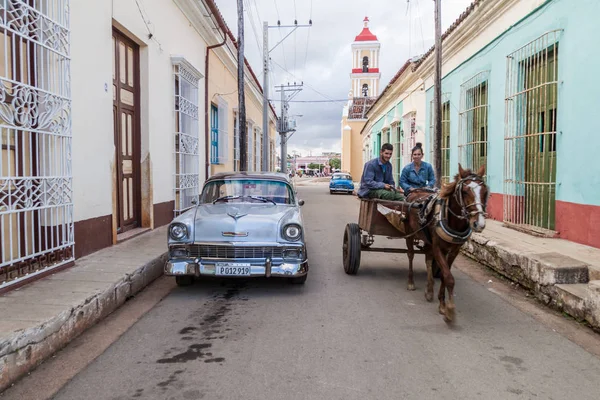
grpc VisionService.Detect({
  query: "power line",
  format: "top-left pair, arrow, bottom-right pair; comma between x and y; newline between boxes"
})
271,59 -> 335,101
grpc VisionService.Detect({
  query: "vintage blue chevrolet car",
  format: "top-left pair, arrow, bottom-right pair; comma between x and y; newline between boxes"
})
329,173 -> 355,194
165,172 -> 309,286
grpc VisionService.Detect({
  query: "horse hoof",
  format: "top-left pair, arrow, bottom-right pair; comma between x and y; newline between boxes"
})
444,306 -> 456,323
425,292 -> 433,302
407,283 -> 416,291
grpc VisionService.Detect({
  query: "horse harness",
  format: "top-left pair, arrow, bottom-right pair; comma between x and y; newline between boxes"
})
410,175 -> 488,245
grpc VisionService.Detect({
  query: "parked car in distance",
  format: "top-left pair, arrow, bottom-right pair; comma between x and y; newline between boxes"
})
165,172 -> 309,286
329,173 -> 355,194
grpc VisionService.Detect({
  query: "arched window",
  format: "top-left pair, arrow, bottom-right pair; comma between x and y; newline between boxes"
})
362,56 -> 369,72
362,84 -> 369,97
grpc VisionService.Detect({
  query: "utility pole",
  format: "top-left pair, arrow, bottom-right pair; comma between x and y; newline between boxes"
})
261,22 -> 269,171
263,20 -> 312,171
237,0 -> 248,171
275,83 -> 303,174
433,0 -> 442,188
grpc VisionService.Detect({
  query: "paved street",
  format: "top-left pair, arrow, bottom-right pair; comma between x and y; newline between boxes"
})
6,182 -> 600,400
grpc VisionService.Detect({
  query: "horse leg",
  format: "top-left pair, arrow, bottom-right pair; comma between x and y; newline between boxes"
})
432,242 -> 456,322
442,247 -> 462,322
406,238 -> 415,291
425,251 -> 434,302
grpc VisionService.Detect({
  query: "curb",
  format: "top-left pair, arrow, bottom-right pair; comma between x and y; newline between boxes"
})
462,234 -> 600,331
0,253 -> 168,393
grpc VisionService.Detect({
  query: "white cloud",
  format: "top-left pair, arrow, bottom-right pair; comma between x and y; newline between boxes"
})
214,0 -> 474,156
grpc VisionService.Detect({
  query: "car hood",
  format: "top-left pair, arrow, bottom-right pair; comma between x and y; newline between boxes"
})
192,203 -> 300,242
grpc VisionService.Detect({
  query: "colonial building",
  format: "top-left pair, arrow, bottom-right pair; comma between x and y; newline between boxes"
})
359,0 -> 600,248
0,0 -> 277,290
340,17 -> 381,180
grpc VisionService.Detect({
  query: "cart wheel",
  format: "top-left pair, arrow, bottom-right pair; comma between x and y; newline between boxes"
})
343,223 -> 361,275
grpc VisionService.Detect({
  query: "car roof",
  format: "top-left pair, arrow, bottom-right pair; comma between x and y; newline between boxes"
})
206,171 -> 291,184
332,172 -> 351,176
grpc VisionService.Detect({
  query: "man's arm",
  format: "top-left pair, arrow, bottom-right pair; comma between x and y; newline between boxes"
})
427,163 -> 437,187
363,162 -> 386,190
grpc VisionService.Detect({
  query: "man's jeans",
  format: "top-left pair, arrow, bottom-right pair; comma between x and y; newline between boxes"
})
367,189 -> 404,201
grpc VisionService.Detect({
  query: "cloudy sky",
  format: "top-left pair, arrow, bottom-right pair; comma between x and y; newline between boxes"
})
214,0 -> 473,157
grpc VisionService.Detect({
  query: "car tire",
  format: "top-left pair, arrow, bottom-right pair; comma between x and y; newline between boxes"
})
175,276 -> 193,286
290,274 -> 308,284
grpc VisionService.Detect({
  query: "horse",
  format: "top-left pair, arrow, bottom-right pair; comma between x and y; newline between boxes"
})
403,164 -> 488,323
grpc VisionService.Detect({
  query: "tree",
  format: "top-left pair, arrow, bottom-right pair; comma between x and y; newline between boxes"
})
329,158 -> 341,170
307,163 -> 321,170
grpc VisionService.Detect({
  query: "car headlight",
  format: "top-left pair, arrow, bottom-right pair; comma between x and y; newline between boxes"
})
282,224 -> 302,241
169,223 -> 188,241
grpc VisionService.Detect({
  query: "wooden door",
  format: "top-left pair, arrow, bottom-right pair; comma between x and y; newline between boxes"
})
112,29 -> 140,233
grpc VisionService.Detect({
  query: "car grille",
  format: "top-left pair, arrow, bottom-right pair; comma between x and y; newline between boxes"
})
189,245 -> 285,259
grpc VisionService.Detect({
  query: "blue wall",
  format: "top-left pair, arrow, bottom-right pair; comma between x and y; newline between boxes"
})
425,0 -> 600,206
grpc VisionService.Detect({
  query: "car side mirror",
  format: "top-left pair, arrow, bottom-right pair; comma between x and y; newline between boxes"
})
191,198 -> 198,205
298,199 -> 305,206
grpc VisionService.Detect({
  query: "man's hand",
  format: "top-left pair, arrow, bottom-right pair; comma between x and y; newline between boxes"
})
396,186 -> 404,194
384,184 -> 392,191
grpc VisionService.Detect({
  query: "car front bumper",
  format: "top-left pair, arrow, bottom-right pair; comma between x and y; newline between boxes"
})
164,258 -> 309,278
330,186 -> 354,192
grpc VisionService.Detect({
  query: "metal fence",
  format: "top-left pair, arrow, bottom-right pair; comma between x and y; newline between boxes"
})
173,57 -> 201,216
504,30 -> 561,233
0,0 -> 73,288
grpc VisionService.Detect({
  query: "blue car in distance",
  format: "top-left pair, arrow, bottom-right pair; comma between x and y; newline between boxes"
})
329,173 -> 355,195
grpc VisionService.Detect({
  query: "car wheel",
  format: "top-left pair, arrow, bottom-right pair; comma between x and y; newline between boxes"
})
290,274 -> 307,284
175,276 -> 193,286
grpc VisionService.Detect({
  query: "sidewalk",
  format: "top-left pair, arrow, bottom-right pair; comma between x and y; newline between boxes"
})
463,220 -> 600,330
0,227 -> 168,393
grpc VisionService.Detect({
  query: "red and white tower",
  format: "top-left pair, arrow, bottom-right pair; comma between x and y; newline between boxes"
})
350,17 -> 381,98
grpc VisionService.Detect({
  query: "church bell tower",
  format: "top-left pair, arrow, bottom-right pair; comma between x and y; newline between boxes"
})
350,17 -> 381,98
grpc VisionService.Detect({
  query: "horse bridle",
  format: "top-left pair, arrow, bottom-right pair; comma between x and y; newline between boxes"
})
448,175 -> 489,220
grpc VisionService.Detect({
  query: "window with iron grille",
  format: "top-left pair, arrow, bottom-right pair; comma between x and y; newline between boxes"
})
216,98 -> 229,164
173,57 -> 202,215
254,127 -> 261,171
392,122 -> 402,184
504,30 -> 560,233
403,112 -> 417,167
210,104 -> 219,164
459,71 -> 489,174
247,121 -> 254,170
233,110 -> 240,171
429,96 -> 451,183
442,101 -> 451,184
0,0 -> 73,288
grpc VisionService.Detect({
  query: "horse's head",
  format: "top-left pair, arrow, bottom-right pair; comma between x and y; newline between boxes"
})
450,164 -> 489,232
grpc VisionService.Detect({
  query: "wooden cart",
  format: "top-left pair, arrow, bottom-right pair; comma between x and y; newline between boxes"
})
342,198 -> 426,275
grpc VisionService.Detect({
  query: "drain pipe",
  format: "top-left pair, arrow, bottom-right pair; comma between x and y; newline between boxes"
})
204,1 -> 229,179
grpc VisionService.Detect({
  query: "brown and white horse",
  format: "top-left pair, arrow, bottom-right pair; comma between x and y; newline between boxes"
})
404,164 -> 488,322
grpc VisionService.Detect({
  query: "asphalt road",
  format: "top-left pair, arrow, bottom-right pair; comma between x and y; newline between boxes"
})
11,182 -> 600,400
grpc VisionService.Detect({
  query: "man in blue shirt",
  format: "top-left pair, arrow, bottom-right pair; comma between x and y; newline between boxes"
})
357,143 -> 404,200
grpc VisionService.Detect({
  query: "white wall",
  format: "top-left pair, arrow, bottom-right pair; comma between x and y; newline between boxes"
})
71,0 -> 208,222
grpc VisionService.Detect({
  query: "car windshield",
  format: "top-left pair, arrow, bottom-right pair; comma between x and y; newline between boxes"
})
332,174 -> 352,181
200,179 -> 294,205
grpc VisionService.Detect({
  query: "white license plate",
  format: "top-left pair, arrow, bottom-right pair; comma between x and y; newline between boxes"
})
215,263 -> 251,276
